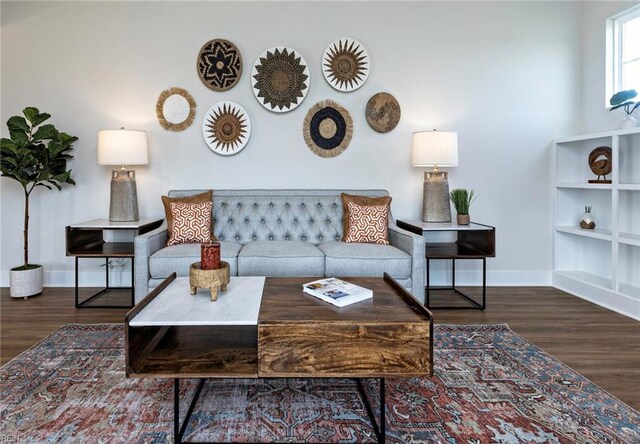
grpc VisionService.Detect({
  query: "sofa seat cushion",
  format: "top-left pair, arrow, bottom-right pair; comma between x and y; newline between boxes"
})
238,241 -> 324,277
150,241 -> 241,278
318,241 -> 411,279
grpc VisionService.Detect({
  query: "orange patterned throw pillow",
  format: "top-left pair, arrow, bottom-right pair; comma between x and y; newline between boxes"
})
344,201 -> 390,245
168,201 -> 213,246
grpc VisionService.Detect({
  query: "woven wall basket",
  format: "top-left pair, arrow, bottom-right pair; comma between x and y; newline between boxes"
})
202,101 -> 251,156
252,47 -> 310,113
303,100 -> 353,158
197,39 -> 242,92
365,92 -> 401,133
156,87 -> 196,132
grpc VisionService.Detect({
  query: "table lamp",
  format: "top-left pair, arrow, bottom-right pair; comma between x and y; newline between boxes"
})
412,130 -> 458,222
98,128 -> 148,222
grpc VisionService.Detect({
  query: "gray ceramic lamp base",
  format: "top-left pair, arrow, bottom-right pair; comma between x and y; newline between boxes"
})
422,171 -> 452,222
109,169 -> 139,222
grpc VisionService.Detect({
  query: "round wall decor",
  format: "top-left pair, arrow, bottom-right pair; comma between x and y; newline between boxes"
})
252,47 -> 310,113
197,39 -> 243,91
365,92 -> 401,133
202,101 -> 251,156
303,100 -> 353,158
322,38 -> 370,92
156,87 -> 196,132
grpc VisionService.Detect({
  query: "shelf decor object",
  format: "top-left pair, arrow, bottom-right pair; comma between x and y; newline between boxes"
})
189,261 -> 230,301
609,89 -> 639,129
155,87 -> 196,132
197,39 -> 242,91
202,101 -> 251,156
98,128 -> 148,222
252,47 -> 309,113
588,146 -> 612,183
365,92 -> 401,133
412,130 -> 459,222
322,37 -> 370,92
579,206 -> 596,229
303,100 -> 353,158
553,127 -> 640,320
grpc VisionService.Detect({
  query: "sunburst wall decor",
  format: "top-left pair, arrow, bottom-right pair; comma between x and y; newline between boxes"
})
252,47 -> 310,113
197,39 -> 242,92
322,38 -> 370,92
202,101 -> 251,156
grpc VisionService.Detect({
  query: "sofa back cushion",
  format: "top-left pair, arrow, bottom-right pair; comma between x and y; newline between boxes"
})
167,189 -> 391,245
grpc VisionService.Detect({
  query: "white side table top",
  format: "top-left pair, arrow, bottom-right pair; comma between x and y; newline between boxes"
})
399,220 -> 493,231
69,218 -> 163,229
130,277 -> 265,327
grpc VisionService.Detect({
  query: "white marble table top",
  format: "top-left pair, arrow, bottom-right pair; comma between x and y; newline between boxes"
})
399,220 -> 493,231
70,218 -> 162,229
130,277 -> 265,327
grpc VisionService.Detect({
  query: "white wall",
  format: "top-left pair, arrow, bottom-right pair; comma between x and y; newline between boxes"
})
1,1 -> 582,287
580,1 -> 638,132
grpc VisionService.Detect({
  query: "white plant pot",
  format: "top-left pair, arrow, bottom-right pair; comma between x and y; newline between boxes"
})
10,265 -> 44,298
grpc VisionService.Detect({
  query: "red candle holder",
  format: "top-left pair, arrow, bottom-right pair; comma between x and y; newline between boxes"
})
201,241 -> 220,270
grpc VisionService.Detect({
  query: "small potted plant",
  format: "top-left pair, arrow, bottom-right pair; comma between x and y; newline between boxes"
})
609,89 -> 639,129
450,188 -> 476,225
1,107 -> 77,298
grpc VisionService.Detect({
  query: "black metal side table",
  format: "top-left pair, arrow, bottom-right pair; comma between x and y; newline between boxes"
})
397,220 -> 495,310
66,218 -> 163,308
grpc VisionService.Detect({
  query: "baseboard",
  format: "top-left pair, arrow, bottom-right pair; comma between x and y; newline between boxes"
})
0,269 -> 551,287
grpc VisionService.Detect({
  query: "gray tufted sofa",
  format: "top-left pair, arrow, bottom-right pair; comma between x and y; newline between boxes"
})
134,189 -> 425,303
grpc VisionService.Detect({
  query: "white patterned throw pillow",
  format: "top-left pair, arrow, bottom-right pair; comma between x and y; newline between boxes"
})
344,201 -> 390,245
168,201 -> 213,246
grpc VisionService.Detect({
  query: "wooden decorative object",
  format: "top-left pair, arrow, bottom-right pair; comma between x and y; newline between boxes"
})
588,146 -> 612,183
322,38 -> 370,92
252,47 -> 310,113
202,101 -> 251,156
189,261 -> 230,301
366,92 -> 401,133
197,39 -> 242,91
156,87 -> 196,132
303,100 -> 353,158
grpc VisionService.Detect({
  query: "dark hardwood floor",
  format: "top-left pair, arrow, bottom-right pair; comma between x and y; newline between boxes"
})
1,285 -> 639,410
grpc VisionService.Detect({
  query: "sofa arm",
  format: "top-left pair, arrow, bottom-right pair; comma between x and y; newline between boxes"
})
389,223 -> 425,303
134,222 -> 168,303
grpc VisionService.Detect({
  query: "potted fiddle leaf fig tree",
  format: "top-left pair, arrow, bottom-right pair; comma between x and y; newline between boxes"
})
1,107 -> 77,298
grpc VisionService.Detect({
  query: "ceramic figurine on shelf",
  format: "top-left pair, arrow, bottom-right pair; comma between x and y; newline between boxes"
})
580,206 -> 596,230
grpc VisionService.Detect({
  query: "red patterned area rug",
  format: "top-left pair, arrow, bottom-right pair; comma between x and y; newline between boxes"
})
1,324 -> 638,443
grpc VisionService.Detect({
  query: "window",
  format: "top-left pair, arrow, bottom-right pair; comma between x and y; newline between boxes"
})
606,5 -> 640,106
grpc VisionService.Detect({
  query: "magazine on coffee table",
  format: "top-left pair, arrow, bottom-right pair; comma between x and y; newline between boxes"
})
302,278 -> 373,307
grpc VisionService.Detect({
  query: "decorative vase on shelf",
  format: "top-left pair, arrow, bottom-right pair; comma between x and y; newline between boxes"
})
579,206 -> 596,230
620,114 -> 638,129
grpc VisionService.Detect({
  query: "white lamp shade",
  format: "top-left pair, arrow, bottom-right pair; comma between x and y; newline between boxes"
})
412,130 -> 459,167
98,129 -> 148,166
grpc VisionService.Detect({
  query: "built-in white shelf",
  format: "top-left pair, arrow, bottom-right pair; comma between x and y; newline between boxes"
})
554,270 -> 612,290
555,182 -> 612,190
555,226 -> 612,241
618,232 -> 640,247
618,183 -> 640,191
553,127 -> 640,320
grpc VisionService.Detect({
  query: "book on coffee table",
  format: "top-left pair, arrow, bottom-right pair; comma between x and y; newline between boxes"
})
302,277 -> 373,307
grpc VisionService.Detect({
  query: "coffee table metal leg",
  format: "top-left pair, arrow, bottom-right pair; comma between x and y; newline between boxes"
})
174,378 -> 206,444
356,378 -> 386,443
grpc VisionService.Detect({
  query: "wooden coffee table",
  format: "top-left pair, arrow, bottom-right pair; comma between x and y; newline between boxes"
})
126,273 -> 433,443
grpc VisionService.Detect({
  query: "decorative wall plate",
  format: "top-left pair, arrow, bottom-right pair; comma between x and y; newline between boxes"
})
156,87 -> 196,131
252,47 -> 310,113
202,101 -> 251,156
197,39 -> 242,91
303,100 -> 353,158
322,38 -> 370,92
365,92 -> 401,133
